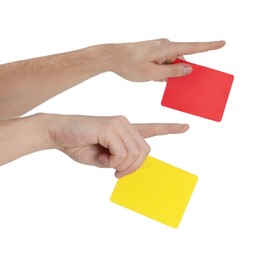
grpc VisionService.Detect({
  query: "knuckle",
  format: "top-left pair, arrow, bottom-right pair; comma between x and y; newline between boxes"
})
143,143 -> 151,155
147,123 -> 156,136
115,115 -> 129,124
118,150 -> 128,162
139,142 -> 151,156
110,152 -> 128,169
115,115 -> 126,121
109,115 -> 128,128
131,147 -> 141,158
156,38 -> 170,47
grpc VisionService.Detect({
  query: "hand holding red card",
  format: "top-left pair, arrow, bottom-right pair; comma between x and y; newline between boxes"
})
161,59 -> 234,122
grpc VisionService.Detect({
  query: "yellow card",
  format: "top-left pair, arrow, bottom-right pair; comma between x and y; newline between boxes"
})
110,156 -> 198,228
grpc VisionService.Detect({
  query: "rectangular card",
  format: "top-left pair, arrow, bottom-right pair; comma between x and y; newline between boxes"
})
110,156 -> 198,228
161,59 -> 234,122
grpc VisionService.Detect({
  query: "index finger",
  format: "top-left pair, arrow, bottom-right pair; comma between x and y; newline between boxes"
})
172,40 -> 226,55
133,123 -> 189,138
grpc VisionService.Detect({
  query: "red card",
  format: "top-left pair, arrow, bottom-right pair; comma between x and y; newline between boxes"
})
161,59 -> 234,122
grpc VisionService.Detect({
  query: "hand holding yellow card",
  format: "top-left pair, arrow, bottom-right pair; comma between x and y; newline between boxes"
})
110,156 -> 198,228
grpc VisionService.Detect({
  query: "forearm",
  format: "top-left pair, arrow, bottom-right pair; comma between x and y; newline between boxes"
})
0,113 -> 52,165
0,44 -> 112,120
0,39 -> 225,120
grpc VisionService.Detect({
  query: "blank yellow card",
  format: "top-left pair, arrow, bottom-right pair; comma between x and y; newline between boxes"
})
110,156 -> 198,228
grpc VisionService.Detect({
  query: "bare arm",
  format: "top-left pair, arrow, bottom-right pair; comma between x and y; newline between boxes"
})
0,39 -> 225,119
0,38 -> 225,174
0,45 -> 110,119
0,113 -> 188,177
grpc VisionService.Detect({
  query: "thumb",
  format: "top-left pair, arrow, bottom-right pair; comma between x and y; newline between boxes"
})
133,123 -> 189,138
152,63 -> 192,80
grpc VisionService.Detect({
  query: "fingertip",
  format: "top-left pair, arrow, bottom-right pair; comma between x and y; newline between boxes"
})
170,63 -> 192,78
115,171 -> 126,178
184,123 -> 190,131
217,40 -> 226,48
180,123 -> 190,132
169,123 -> 190,134
182,64 -> 193,75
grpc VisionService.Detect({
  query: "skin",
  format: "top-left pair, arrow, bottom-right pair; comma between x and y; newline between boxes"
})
0,38 -> 225,177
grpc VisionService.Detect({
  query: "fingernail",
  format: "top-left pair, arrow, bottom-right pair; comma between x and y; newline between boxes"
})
183,65 -> 192,75
180,124 -> 190,131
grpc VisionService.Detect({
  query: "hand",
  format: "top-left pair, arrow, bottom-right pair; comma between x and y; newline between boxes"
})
48,114 -> 189,178
107,38 -> 225,82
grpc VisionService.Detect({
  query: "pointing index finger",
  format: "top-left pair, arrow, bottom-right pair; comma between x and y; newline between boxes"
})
134,123 -> 189,138
172,40 -> 226,55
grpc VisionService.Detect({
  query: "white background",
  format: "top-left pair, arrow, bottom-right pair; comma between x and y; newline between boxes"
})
1,0 -> 278,259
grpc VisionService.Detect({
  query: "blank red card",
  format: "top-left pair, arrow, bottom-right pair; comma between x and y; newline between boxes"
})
161,59 -> 234,122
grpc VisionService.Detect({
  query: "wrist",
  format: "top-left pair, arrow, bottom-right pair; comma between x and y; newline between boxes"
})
0,113 -> 54,165
35,113 -> 66,151
24,113 -> 55,151
84,43 -> 119,75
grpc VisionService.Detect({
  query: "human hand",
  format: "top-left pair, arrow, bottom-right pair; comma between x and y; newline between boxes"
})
48,114 -> 189,178
106,38 -> 225,82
